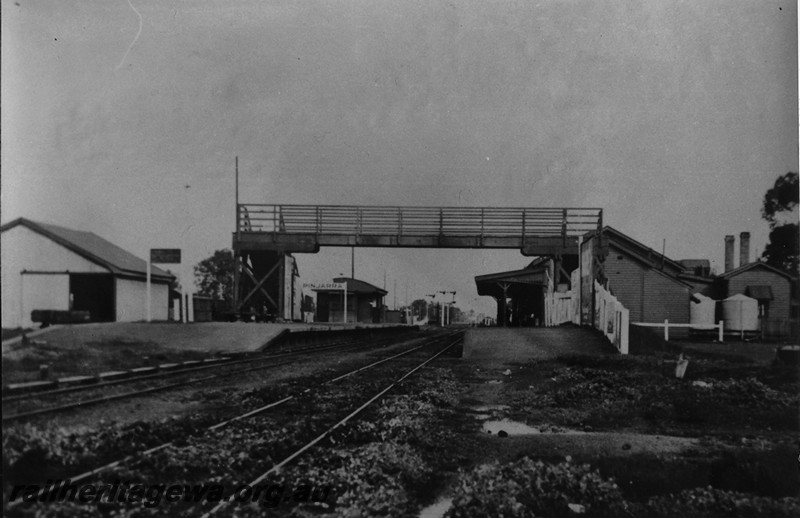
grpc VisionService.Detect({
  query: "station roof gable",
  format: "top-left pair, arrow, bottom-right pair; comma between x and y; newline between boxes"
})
326,277 -> 388,296
718,261 -> 796,281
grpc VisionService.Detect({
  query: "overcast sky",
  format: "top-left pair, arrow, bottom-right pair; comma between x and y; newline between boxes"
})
2,0 -> 797,317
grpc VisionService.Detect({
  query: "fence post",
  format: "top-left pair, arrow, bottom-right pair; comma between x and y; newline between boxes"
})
718,320 -> 724,342
664,319 -> 669,341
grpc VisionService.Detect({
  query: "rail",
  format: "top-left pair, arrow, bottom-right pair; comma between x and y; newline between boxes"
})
237,204 -> 602,240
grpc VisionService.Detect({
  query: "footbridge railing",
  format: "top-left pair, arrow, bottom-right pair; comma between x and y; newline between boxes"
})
237,204 -> 602,243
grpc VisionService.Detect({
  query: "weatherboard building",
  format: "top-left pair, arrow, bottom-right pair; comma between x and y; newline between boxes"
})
1,218 -> 175,328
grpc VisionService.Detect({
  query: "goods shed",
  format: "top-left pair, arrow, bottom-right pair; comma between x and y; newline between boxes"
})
1,218 -> 174,328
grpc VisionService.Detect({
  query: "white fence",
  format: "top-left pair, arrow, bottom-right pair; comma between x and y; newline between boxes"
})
632,320 -> 724,342
544,274 -> 630,355
594,280 -> 629,355
544,292 -> 579,326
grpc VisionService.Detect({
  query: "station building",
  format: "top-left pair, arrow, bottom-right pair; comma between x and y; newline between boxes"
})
1,218 -> 175,328
590,227 -> 694,325
474,256 -> 574,327
312,277 -> 387,324
475,227 -> 694,327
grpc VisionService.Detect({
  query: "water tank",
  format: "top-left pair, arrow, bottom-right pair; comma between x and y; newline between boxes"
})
690,293 -> 717,330
721,294 -> 759,332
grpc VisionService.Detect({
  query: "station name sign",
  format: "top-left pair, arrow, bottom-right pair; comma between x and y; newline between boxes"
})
303,282 -> 345,290
150,248 -> 181,264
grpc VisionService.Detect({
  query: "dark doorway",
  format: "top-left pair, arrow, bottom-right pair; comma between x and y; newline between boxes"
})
70,274 -> 115,322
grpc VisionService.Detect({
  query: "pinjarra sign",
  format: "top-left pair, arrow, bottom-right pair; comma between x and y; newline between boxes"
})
303,282 -> 346,291
302,282 -> 348,323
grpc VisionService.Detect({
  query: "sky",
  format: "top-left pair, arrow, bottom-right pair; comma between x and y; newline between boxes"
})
2,0 -> 797,317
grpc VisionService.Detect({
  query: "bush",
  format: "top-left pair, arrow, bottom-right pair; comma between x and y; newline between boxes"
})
272,441 -> 433,517
446,458 -> 626,518
644,487 -> 800,518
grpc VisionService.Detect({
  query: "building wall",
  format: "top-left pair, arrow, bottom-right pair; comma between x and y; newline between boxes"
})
604,246 -> 644,321
604,244 -> 690,323
726,268 -> 792,320
115,278 -> 170,322
642,269 -> 691,323
1,226 -> 108,328
316,292 -> 378,323
19,274 -> 71,328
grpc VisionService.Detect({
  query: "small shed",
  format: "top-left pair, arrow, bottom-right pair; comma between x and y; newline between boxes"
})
716,261 -> 797,337
313,277 -> 387,324
1,218 -> 175,328
717,262 -> 794,320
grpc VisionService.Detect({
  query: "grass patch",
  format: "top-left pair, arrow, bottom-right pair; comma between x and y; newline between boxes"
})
505,354 -> 799,435
2,339 -> 210,382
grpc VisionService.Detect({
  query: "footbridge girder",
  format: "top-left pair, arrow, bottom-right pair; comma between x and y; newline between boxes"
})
232,204 -> 603,320
233,204 -> 602,256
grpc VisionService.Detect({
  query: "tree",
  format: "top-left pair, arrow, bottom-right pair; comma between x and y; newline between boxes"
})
762,224 -> 799,274
410,299 -> 428,320
164,269 -> 181,292
194,249 -> 234,307
760,172 -> 799,275
761,172 -> 798,227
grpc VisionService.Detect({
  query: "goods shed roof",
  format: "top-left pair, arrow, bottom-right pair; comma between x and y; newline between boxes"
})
0,218 -> 174,282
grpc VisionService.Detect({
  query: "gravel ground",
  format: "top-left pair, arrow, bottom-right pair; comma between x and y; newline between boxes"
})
462,326 -> 616,363
5,326 -> 796,517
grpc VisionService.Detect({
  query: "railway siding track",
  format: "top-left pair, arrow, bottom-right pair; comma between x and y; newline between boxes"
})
2,329 -> 428,422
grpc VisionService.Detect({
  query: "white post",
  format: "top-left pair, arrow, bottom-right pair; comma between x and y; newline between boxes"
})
577,236 -> 583,325
343,283 -> 347,324
188,292 -> 194,323
739,301 -> 744,340
181,291 -> 187,323
20,273 -> 25,328
664,319 -> 669,341
718,320 -> 724,342
146,255 -> 152,322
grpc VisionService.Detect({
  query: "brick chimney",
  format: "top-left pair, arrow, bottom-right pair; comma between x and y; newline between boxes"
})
739,232 -> 750,267
724,235 -> 735,272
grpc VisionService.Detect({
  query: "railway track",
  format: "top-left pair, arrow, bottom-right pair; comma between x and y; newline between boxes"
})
5,329 -> 463,514
2,329 -> 427,422
202,332 -> 463,516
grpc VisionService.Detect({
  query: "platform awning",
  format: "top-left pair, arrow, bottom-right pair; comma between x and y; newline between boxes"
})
474,267 -> 547,298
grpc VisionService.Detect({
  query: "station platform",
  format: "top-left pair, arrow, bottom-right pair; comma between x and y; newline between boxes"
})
2,321 -> 413,355
462,327 -> 615,362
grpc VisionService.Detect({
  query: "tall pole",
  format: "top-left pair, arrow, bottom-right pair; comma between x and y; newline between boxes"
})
233,156 -> 240,316
343,282 -> 348,324
351,247 -> 355,279
577,235 -> 583,326
146,253 -> 152,322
